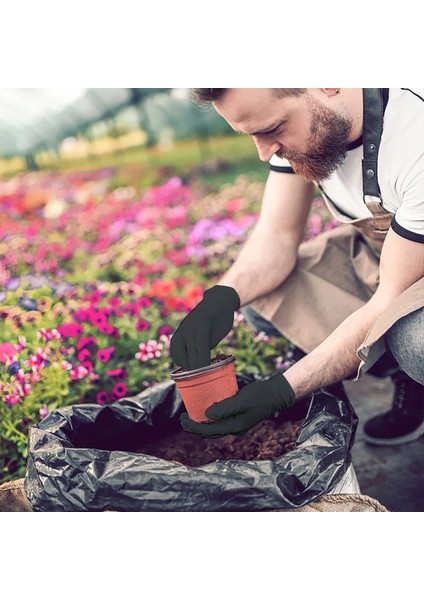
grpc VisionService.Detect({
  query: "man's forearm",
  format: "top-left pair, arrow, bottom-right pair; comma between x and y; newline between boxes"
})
283,301 -> 384,399
218,228 -> 297,306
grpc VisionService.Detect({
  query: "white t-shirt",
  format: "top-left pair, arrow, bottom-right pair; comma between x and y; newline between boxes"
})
269,88 -> 424,243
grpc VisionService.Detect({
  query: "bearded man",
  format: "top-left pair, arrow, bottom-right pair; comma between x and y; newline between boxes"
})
171,88 -> 424,446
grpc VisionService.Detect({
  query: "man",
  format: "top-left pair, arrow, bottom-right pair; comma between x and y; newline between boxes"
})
171,88 -> 424,445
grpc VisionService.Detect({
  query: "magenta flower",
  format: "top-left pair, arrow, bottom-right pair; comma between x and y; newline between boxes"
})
74,307 -> 91,322
97,346 -> 115,363
77,335 -> 97,350
57,323 -> 84,338
136,319 -> 150,332
78,348 -> 92,362
122,302 -> 139,317
98,322 -> 115,335
80,360 -> 94,373
158,325 -> 173,336
106,368 -> 127,380
112,383 -> 128,400
89,311 -> 107,327
96,390 -> 110,405
137,296 -> 152,308
108,297 -> 121,307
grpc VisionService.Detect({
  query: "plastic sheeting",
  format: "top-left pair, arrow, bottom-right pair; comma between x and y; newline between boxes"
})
24,374 -> 358,512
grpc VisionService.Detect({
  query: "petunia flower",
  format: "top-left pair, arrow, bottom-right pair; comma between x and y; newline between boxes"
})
57,323 -> 84,338
111,383 -> 128,400
97,346 -> 115,363
107,368 -> 127,380
157,325 -> 173,336
96,390 -> 110,405
136,319 -> 150,332
77,335 -> 97,350
78,348 -> 92,362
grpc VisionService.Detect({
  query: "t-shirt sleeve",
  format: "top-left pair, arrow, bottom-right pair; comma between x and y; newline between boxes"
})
390,89 -> 424,244
390,144 -> 424,244
269,154 -> 295,174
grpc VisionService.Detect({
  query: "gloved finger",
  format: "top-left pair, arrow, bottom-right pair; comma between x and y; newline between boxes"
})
187,329 -> 210,370
180,412 -> 235,439
205,391 -> 243,421
170,336 -> 190,371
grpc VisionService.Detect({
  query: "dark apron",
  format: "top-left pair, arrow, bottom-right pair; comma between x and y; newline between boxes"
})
249,89 -> 424,378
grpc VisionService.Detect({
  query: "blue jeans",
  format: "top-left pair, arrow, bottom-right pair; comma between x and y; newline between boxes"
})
240,305 -> 424,385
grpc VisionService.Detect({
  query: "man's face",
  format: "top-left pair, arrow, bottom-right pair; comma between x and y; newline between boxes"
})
213,88 -> 354,182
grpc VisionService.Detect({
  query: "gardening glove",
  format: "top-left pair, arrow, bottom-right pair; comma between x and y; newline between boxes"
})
180,373 -> 296,438
170,284 -> 240,371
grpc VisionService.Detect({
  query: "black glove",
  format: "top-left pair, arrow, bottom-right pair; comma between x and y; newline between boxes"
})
170,285 -> 240,371
180,373 -> 296,438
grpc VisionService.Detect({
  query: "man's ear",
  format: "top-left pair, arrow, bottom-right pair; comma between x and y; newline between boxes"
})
321,88 -> 341,97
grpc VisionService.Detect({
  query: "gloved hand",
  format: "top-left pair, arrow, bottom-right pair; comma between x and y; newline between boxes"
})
180,373 -> 296,438
170,284 -> 240,371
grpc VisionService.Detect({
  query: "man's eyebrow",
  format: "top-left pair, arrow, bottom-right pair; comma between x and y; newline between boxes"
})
232,121 -> 283,136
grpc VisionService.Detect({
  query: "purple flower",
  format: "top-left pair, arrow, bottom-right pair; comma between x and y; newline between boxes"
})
6,277 -> 20,291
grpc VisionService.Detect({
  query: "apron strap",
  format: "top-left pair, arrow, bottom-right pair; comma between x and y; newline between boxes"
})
362,89 -> 384,203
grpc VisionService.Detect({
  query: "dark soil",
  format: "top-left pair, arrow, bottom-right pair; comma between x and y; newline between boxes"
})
136,413 -> 304,467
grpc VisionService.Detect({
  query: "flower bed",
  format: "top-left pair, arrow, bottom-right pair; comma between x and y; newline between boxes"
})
0,167 -> 337,483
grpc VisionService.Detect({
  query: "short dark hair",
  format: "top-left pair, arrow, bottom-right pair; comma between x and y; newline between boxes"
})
191,88 -> 307,106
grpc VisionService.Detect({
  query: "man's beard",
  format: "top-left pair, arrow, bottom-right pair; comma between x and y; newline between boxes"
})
278,97 -> 354,182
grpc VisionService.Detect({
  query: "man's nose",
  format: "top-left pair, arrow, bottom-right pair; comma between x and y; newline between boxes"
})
252,136 -> 282,162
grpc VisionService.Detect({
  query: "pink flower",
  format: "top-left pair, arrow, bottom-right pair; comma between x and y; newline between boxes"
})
4,394 -> 21,405
107,368 -> 127,380
135,340 -> 163,362
112,383 -> 128,400
78,348 -> 92,362
108,297 -> 121,307
80,360 -> 94,373
57,323 -> 84,338
0,342 -> 17,363
39,405 -> 49,419
97,346 -> 115,363
70,365 -> 89,380
77,336 -> 97,350
96,390 -> 109,405
98,322 -> 115,335
89,311 -> 107,327
37,328 -> 61,342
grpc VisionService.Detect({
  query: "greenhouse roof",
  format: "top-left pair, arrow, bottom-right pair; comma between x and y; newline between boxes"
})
0,88 -> 170,157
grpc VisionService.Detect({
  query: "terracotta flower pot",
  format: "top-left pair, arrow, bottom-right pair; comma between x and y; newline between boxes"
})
171,354 -> 238,423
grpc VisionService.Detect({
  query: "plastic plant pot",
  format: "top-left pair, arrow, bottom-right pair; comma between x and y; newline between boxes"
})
171,354 -> 238,423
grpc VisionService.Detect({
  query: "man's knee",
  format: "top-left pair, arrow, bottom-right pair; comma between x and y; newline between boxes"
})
385,308 -> 424,384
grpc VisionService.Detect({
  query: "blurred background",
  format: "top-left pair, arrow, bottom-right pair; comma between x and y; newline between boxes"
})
0,88 -> 268,188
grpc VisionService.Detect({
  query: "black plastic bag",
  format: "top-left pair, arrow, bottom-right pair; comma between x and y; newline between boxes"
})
24,374 -> 358,511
